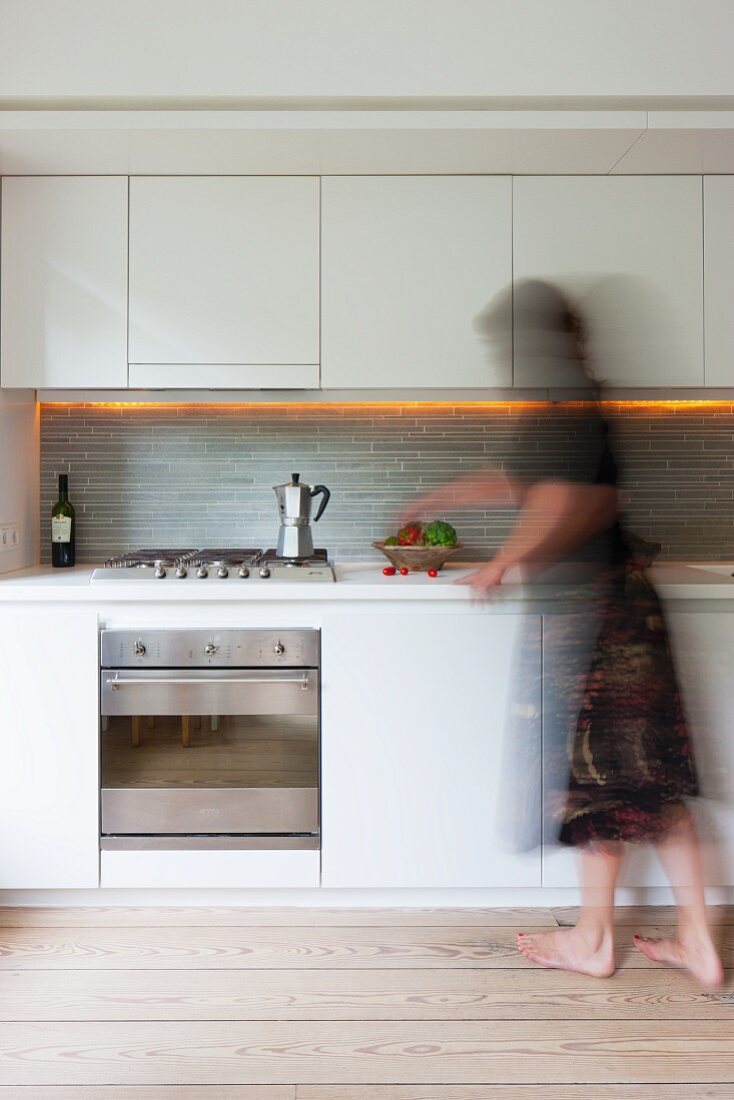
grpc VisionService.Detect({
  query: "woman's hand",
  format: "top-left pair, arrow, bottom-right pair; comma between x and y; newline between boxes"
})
397,489 -> 452,527
455,560 -> 508,598
398,471 -> 521,527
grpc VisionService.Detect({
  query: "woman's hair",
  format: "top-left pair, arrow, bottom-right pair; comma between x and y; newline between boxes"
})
475,278 -> 602,396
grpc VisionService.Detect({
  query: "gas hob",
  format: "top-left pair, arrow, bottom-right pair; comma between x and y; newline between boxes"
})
90,547 -> 335,583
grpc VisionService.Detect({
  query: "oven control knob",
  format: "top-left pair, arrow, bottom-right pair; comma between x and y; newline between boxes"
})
196,565 -> 208,579
217,565 -> 229,579
273,642 -> 286,656
175,565 -> 187,579
133,640 -> 146,656
154,564 -> 166,579
259,565 -> 271,578
238,565 -> 250,578
205,642 -> 219,656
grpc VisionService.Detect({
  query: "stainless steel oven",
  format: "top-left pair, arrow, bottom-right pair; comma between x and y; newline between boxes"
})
100,628 -> 319,850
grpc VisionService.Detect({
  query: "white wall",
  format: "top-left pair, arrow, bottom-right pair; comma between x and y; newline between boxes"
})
0,390 -> 38,574
0,0 -> 732,102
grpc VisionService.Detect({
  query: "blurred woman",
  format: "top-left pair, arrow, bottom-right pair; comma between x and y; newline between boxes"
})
402,280 -> 722,988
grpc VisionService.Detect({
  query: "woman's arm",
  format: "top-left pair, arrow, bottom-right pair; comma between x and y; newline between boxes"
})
458,480 -> 619,594
399,469 -> 526,524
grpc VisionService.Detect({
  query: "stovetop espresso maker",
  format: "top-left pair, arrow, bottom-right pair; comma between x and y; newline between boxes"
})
274,473 -> 331,559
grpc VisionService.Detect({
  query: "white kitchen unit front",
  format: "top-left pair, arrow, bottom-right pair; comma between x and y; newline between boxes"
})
1,569 -> 734,902
320,176 -> 513,389
0,176 -> 128,388
128,176 -> 320,388
703,176 -> 734,387
101,849 -> 320,889
5,171 -> 734,396
667,608 -> 734,885
320,610 -> 541,888
541,604 -> 734,890
540,610 -> 668,889
512,176 -> 704,389
0,607 -> 99,888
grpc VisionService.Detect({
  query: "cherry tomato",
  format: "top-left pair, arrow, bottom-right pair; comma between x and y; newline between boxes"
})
427,568 -> 438,578
400,567 -> 409,576
382,566 -> 396,576
397,523 -> 423,546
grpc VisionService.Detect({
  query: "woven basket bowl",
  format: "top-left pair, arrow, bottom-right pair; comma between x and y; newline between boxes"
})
372,540 -> 463,573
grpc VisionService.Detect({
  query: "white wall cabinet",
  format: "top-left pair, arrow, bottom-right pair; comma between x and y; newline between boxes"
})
1,176 -> 128,388
321,176 -> 513,389
1,172 -> 726,395
320,610 -> 541,888
0,608 -> 99,888
703,176 -> 734,387
128,177 -> 320,388
512,176 -> 704,388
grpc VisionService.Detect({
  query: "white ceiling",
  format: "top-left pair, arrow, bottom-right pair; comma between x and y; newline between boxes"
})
3,1 -> 734,101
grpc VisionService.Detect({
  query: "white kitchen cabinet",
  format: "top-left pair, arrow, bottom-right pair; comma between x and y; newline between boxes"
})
321,176 -> 512,389
1,176 -> 128,388
703,176 -> 734,386
541,605 -> 734,890
320,611 -> 541,888
512,176 -> 704,388
666,608 -> 734,885
101,849 -> 319,889
540,610 -> 667,889
0,607 -> 99,888
128,177 -> 320,388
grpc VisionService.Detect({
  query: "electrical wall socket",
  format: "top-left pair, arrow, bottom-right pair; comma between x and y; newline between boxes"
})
0,524 -> 20,552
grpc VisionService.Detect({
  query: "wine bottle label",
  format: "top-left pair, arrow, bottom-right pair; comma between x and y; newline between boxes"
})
52,516 -> 72,543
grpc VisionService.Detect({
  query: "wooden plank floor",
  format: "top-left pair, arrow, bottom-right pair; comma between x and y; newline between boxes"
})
0,906 -> 732,1095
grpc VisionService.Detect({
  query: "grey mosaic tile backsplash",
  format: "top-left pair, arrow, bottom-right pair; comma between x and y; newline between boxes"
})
40,403 -> 734,563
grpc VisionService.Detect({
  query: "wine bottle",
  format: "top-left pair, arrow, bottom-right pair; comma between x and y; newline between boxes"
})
51,473 -> 75,567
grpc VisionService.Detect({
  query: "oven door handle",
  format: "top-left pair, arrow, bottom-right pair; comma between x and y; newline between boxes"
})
106,674 -> 311,691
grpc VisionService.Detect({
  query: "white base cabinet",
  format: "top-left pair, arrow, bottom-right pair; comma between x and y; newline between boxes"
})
666,608 -> 734,885
0,608 -> 99,888
320,611 -> 541,888
541,605 -> 734,889
1,598 -> 733,897
543,840 -> 669,890
101,849 -> 319,889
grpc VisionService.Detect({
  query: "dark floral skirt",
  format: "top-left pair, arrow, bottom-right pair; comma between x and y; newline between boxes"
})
556,561 -> 698,847
501,558 -> 698,852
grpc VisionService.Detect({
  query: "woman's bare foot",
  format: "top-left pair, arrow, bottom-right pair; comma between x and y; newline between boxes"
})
517,926 -> 615,978
633,930 -> 724,989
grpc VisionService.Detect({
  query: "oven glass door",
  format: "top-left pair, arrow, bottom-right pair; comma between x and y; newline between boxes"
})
100,668 -> 319,837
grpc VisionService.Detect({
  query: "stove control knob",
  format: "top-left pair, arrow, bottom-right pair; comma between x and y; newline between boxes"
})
205,642 -> 219,656
133,640 -> 147,656
259,565 -> 271,579
217,565 -> 229,579
154,564 -> 166,579
273,642 -> 286,656
175,565 -> 187,579
196,565 -> 208,579
238,565 -> 250,578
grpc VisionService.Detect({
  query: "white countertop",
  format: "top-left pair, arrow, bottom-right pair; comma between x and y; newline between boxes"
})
0,559 -> 733,602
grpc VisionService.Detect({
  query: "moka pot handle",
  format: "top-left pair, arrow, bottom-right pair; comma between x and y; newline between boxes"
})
310,484 -> 331,522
